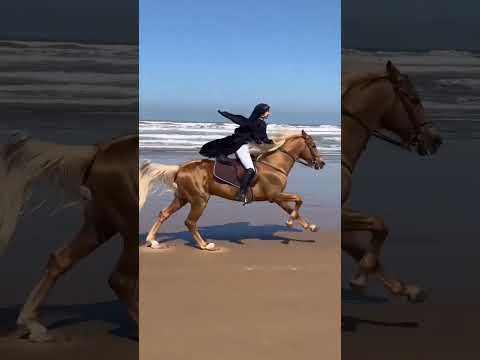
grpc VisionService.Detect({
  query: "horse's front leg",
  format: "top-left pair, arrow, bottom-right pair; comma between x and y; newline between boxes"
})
274,192 -> 318,232
342,207 -> 427,302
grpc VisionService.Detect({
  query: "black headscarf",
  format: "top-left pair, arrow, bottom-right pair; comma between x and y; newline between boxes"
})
248,103 -> 270,121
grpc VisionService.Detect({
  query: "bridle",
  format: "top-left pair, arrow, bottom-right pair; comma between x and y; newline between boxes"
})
342,74 -> 433,150
258,136 -> 321,176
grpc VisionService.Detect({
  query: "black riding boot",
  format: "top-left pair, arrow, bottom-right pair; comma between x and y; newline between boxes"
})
236,168 -> 256,204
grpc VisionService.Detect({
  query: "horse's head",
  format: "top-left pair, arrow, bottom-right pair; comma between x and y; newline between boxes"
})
298,130 -> 325,170
382,61 -> 442,156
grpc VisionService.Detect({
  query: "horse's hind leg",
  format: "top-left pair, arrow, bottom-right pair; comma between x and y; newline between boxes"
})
16,208 -> 107,342
109,231 -> 138,323
274,193 -> 318,232
146,194 -> 187,249
184,198 -> 215,250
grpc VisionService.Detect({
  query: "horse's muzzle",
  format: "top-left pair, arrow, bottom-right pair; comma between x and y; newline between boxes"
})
416,126 -> 443,156
315,159 -> 325,170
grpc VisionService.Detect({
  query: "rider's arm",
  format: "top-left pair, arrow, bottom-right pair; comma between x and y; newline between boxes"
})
251,119 -> 273,144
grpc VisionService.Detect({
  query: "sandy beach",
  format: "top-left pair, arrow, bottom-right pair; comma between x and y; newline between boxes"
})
139,151 -> 340,360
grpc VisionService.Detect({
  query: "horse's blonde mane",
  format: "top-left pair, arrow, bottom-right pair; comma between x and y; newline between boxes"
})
249,131 -> 301,160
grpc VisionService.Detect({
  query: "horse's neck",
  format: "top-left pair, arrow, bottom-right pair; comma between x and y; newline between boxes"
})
342,79 -> 393,172
267,139 -> 302,174
341,120 -> 370,171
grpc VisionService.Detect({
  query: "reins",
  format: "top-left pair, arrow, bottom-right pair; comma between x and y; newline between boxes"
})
257,137 -> 317,177
341,108 -> 407,149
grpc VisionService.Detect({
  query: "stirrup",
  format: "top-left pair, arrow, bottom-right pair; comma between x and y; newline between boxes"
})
238,190 -> 252,206
236,191 -> 246,202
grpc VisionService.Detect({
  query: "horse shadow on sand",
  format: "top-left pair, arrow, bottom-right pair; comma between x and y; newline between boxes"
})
342,288 -> 419,333
0,301 -> 137,342
139,221 -> 312,248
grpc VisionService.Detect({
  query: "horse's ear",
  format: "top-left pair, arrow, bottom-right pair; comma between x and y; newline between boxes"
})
386,60 -> 401,82
301,130 -> 307,137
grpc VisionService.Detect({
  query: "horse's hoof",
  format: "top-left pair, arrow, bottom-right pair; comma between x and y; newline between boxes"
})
349,281 -> 367,296
308,224 -> 319,232
349,275 -> 368,295
204,242 -> 216,251
148,240 -> 164,249
17,321 -> 55,343
29,330 -> 57,343
406,286 -> 428,303
286,219 -> 294,228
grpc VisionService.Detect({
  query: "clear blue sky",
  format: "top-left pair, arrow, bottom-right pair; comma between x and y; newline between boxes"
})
140,0 -> 340,125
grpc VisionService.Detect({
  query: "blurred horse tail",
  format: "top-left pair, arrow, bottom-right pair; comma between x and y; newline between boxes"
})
0,132 -> 96,254
139,161 -> 179,209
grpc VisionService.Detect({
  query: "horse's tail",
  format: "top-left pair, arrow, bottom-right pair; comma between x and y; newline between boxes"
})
0,132 -> 97,255
139,161 -> 179,209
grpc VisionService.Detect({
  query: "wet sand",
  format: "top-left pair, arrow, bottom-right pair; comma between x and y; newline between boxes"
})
139,152 -> 340,360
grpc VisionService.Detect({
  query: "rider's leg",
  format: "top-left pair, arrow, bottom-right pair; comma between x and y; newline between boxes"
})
236,144 -> 255,170
235,144 -> 256,203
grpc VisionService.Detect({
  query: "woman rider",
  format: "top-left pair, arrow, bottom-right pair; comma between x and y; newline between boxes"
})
199,103 -> 273,204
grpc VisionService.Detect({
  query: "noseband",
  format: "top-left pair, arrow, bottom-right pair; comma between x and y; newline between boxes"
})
342,75 -> 432,150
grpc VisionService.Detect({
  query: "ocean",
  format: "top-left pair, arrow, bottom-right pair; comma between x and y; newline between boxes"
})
0,40 -> 138,111
139,120 -> 341,161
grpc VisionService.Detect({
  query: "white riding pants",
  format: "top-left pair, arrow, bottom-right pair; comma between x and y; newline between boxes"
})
235,144 -> 255,171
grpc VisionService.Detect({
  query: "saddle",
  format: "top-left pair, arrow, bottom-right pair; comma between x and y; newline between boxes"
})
213,158 -> 257,189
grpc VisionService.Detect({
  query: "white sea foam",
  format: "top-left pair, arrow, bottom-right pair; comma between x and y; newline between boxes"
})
0,41 -> 137,109
139,120 -> 341,156
343,48 -> 480,74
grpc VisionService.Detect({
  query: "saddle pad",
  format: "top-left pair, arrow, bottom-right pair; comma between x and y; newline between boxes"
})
213,159 -> 246,188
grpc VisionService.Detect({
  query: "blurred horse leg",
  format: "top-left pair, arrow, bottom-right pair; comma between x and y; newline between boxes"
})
274,192 -> 318,232
184,197 -> 215,250
145,194 -> 187,248
16,205 -> 113,342
109,229 -> 138,323
342,208 -> 426,301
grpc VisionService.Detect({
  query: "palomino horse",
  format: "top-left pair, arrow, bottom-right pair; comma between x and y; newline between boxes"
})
342,61 -> 442,302
0,133 -> 138,342
139,130 -> 325,251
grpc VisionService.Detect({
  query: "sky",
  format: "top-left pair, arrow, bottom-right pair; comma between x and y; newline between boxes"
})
140,0 -> 340,125
343,0 -> 479,50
